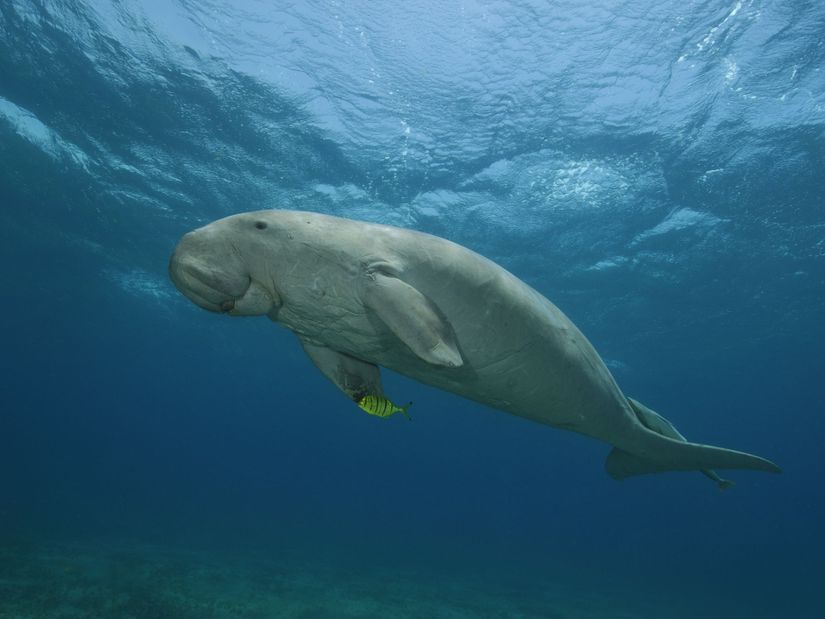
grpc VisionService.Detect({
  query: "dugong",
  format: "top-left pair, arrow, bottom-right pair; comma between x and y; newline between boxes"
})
169,210 -> 781,487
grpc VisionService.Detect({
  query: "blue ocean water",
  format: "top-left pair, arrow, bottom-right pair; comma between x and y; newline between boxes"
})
1,0 -> 824,616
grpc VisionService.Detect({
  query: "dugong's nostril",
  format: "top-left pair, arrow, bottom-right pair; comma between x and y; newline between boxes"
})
220,300 -> 235,313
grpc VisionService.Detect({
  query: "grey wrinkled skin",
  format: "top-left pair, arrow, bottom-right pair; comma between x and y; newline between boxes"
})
170,210 -> 780,484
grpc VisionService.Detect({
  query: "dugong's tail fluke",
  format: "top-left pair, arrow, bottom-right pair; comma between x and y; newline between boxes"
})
605,441 -> 782,480
701,469 -> 735,491
606,397 -> 782,483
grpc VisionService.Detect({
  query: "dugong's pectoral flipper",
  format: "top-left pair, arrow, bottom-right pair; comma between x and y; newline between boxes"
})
363,272 -> 463,368
300,339 -> 384,401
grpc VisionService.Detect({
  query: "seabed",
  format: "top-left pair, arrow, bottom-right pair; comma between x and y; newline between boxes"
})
0,537 -> 744,619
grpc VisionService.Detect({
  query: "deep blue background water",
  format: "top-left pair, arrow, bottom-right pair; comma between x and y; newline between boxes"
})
2,1 -> 824,616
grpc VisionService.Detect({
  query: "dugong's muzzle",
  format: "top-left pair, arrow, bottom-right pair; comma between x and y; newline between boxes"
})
169,231 -> 276,316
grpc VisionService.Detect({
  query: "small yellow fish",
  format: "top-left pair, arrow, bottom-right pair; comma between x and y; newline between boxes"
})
357,395 -> 412,420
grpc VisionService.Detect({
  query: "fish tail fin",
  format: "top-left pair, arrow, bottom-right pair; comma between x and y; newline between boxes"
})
401,401 -> 413,421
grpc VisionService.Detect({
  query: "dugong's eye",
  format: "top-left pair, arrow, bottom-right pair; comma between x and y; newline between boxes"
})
254,221 -> 267,230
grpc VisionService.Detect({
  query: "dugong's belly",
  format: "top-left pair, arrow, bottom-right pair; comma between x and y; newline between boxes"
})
379,314 -> 620,431
292,270 -> 627,436
265,215 -> 631,440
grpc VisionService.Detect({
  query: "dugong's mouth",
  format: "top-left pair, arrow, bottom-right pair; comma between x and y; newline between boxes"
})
184,280 -> 241,314
169,254 -> 277,316
168,259 -> 243,313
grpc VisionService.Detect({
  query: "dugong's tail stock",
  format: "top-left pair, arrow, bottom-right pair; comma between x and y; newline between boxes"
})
605,398 -> 782,485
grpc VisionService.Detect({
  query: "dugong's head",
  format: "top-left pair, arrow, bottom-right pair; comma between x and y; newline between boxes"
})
169,211 -> 282,316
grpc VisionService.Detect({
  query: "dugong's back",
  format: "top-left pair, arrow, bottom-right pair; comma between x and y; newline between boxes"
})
277,211 -> 630,436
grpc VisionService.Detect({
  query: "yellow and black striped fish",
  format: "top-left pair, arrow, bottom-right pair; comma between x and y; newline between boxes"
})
357,395 -> 412,420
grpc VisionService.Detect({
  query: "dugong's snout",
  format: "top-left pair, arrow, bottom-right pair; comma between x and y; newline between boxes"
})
169,229 -> 277,316
168,250 -> 239,312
